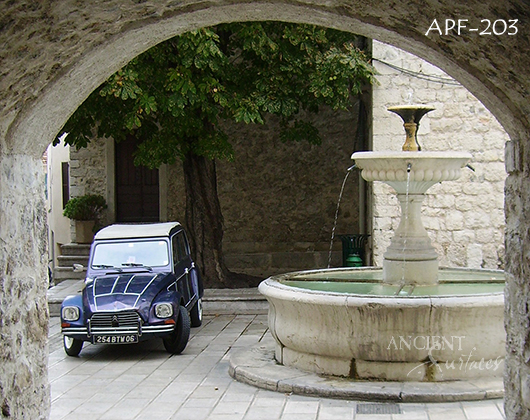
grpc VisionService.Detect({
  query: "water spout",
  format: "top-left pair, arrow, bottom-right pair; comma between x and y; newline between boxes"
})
407,163 -> 412,173
327,169 -> 353,268
406,91 -> 413,105
465,164 -> 475,172
347,164 -> 357,172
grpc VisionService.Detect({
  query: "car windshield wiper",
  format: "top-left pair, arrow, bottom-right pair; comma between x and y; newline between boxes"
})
121,263 -> 153,271
93,264 -> 121,270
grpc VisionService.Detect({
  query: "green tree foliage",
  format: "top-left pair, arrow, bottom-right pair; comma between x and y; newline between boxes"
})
58,22 -> 375,165
57,22 -> 376,287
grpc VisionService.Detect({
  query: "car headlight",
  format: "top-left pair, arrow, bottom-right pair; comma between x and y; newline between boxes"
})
155,303 -> 173,319
62,306 -> 80,322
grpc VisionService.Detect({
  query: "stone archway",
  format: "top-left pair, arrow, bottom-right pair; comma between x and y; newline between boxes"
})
1,2 -> 529,418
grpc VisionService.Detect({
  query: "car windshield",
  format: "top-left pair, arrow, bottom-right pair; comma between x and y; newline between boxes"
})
91,240 -> 170,269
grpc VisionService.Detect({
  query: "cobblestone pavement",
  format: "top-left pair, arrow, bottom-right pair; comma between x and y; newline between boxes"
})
49,315 -> 505,420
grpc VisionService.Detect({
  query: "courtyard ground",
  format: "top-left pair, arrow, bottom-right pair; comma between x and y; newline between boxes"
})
48,313 -> 505,420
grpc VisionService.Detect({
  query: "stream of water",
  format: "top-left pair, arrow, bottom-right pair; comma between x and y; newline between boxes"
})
327,169 -> 353,268
401,165 -> 412,283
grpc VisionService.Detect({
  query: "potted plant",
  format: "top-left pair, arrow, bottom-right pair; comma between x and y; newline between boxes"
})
63,194 -> 107,243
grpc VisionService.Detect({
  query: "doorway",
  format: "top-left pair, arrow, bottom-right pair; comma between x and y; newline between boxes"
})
115,135 -> 160,222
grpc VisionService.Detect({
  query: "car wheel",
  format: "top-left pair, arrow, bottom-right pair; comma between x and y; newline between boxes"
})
190,298 -> 202,327
163,305 -> 190,354
63,335 -> 83,357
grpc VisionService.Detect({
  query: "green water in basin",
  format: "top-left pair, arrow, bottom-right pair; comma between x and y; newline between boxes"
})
281,268 -> 505,296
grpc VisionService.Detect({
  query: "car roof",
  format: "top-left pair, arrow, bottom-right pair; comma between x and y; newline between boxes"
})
94,222 -> 182,240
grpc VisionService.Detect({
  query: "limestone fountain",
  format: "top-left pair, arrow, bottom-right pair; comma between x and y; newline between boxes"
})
258,106 -> 505,382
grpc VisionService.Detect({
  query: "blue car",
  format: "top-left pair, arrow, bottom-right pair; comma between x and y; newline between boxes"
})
60,222 -> 203,356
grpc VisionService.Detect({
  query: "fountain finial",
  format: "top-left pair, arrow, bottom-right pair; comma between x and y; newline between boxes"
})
388,105 -> 434,151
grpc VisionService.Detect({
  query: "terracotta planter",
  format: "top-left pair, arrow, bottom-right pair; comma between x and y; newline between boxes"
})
75,220 -> 95,244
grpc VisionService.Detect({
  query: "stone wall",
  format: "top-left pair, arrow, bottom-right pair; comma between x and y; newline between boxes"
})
68,138 -> 111,241
0,154 -> 49,420
216,108 -> 364,277
69,142 -> 108,199
72,105 -> 365,278
371,41 -> 507,270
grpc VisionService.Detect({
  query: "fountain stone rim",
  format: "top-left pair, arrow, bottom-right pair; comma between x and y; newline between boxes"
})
351,150 -> 473,171
260,267 -> 505,300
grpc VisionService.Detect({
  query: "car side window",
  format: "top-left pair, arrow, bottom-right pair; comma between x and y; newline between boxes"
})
172,232 -> 190,267
172,236 -> 179,267
177,233 -> 189,260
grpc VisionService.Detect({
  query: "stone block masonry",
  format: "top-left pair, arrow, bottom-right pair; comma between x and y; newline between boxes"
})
371,41 -> 508,270
0,155 -> 50,419
71,106 -> 362,279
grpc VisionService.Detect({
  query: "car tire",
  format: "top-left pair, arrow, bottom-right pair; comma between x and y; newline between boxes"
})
190,298 -> 202,327
63,335 -> 83,357
163,305 -> 190,354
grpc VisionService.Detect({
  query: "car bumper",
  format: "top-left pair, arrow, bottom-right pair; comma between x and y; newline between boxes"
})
62,323 -> 176,342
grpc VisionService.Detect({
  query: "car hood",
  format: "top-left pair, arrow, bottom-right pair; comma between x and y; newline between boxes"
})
84,272 -> 174,315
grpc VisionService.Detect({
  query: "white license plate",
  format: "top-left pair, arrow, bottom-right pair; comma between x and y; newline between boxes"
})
92,335 -> 138,344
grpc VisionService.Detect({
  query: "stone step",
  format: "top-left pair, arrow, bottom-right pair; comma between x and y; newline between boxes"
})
57,255 -> 89,267
203,288 -> 268,315
60,243 -> 91,256
53,243 -> 91,285
53,267 -> 86,283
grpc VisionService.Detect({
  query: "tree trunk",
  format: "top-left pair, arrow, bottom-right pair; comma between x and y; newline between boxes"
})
182,151 -> 231,288
182,151 -> 262,288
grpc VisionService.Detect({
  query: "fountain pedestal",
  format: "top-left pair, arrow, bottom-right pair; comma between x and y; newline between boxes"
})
383,193 -> 439,284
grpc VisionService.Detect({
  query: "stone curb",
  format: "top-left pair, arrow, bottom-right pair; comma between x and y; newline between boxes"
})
229,339 -> 504,403
47,280 -> 268,316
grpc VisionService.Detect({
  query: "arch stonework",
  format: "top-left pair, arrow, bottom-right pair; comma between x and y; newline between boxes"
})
1,1 -> 529,418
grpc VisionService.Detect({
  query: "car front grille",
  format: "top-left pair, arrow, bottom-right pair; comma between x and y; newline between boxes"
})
89,310 -> 142,335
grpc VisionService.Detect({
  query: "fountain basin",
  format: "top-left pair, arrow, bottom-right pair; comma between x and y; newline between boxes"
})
352,151 -> 472,194
259,267 -> 504,382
